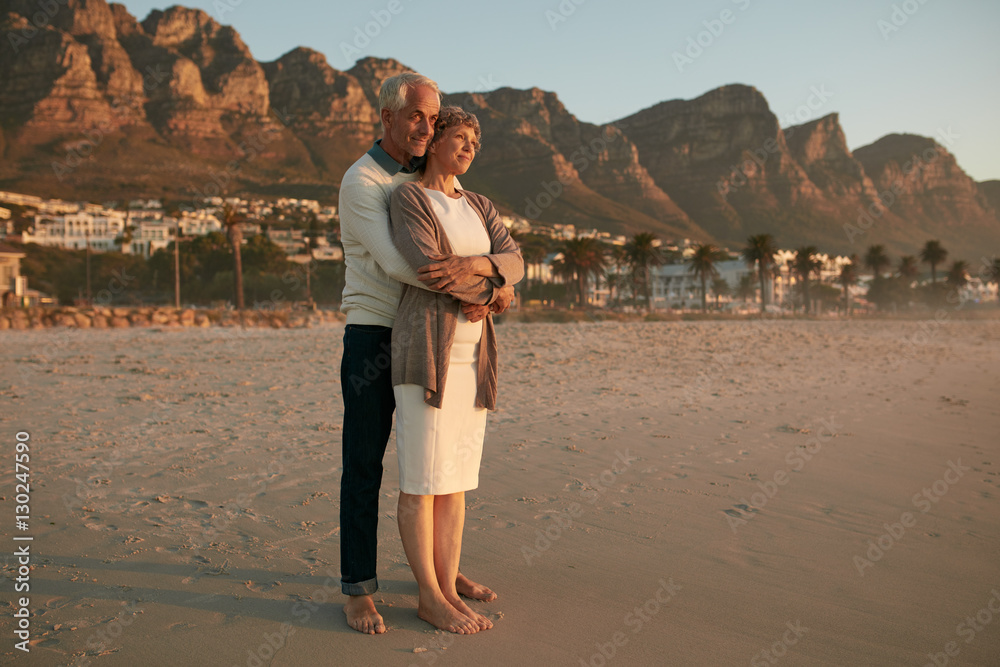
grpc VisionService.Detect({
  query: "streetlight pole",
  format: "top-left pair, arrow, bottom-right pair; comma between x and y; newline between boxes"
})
85,228 -> 92,305
173,224 -> 181,309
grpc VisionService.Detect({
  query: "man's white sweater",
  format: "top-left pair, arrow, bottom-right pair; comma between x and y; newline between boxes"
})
339,151 -> 424,327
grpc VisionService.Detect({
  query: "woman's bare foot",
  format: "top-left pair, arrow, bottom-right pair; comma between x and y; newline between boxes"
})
456,573 -> 497,602
344,595 -> 386,634
417,597 -> 480,634
445,594 -> 493,631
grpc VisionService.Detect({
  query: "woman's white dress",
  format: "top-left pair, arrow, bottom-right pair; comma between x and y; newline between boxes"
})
395,189 -> 491,495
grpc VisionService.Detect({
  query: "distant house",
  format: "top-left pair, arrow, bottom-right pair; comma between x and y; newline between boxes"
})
266,227 -> 307,255
1,242 -> 27,308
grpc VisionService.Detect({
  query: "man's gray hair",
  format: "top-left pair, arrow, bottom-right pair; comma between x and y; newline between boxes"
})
378,72 -> 441,114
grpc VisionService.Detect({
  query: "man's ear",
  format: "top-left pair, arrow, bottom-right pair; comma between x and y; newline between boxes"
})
380,107 -> 393,130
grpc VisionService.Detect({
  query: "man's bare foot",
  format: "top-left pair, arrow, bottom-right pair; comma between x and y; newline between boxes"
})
456,573 -> 497,602
417,597 -> 480,634
445,593 -> 493,631
344,595 -> 386,635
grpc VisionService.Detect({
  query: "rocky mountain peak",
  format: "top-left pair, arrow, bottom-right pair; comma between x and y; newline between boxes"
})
784,113 -> 877,200
346,56 -> 413,111
5,0 -> 119,39
854,134 -> 990,219
108,2 -> 143,37
141,6 -> 221,49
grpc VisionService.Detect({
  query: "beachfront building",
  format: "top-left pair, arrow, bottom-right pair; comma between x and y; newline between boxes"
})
23,210 -> 127,251
0,243 -> 50,306
772,251 -> 855,309
127,221 -> 174,258
584,259 -> 756,310
953,273 -> 998,305
649,259 -> 755,310
1,242 -> 26,305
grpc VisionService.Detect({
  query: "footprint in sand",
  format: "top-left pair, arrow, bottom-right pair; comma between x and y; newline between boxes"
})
169,622 -> 199,631
722,503 -> 759,519
244,580 -> 282,593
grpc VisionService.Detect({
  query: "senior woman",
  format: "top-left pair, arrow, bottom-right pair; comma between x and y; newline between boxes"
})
388,106 -> 523,634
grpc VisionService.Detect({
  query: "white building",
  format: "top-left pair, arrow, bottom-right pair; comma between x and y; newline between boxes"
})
266,228 -> 307,255
311,241 -> 344,262
276,197 -> 320,212
317,206 -> 338,223
127,220 -> 174,258
177,211 -> 223,237
646,259 -> 755,309
771,251 -> 855,308
0,191 -> 76,215
24,210 -> 127,251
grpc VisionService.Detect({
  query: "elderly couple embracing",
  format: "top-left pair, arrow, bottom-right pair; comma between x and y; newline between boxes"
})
337,72 -> 523,635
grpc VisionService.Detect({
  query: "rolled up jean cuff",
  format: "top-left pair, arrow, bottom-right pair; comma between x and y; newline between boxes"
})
342,576 -> 378,596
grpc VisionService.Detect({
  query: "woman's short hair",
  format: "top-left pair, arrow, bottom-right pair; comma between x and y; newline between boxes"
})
430,106 -> 482,153
378,72 -> 441,114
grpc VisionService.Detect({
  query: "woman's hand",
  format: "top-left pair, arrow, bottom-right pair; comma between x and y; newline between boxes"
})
418,254 -> 492,292
461,303 -> 491,323
490,286 -> 515,314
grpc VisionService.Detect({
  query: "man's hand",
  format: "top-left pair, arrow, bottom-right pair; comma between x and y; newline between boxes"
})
490,286 -> 515,314
418,254 -> 492,292
461,303 -> 490,323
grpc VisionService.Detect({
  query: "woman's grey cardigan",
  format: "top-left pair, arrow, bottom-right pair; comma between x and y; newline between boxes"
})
388,181 -> 524,410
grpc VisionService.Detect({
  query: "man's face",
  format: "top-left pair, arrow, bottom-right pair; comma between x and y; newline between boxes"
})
383,84 -> 440,160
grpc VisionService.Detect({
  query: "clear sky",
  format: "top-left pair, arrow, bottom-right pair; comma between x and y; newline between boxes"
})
119,0 -> 1000,181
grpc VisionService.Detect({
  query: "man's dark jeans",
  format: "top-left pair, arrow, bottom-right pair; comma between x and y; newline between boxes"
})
340,324 -> 395,595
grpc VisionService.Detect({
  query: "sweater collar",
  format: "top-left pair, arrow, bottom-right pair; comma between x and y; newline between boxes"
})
367,140 -> 424,175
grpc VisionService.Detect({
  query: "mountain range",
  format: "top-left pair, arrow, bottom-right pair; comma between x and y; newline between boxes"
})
1,0 -> 998,259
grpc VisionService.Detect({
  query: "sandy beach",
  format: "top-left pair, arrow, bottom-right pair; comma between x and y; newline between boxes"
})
1,316 -> 998,666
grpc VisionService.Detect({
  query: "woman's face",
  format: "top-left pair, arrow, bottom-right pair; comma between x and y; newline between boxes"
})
428,123 -> 479,176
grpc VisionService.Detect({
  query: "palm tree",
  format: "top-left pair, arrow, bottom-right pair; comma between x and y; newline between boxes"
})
987,258 -> 1000,305
514,232 -> 549,298
603,245 -> 629,308
687,243 -> 725,312
792,246 -> 821,314
946,260 -> 969,289
114,224 -> 136,253
740,233 -> 778,312
220,202 -> 245,310
864,244 -> 891,281
711,276 -> 731,310
625,232 -> 663,310
838,256 -> 858,316
897,255 -> 919,283
920,240 -> 948,284
554,236 -> 605,306
736,273 -> 756,304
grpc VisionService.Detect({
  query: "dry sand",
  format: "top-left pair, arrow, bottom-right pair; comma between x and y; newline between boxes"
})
1,316 -> 998,666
